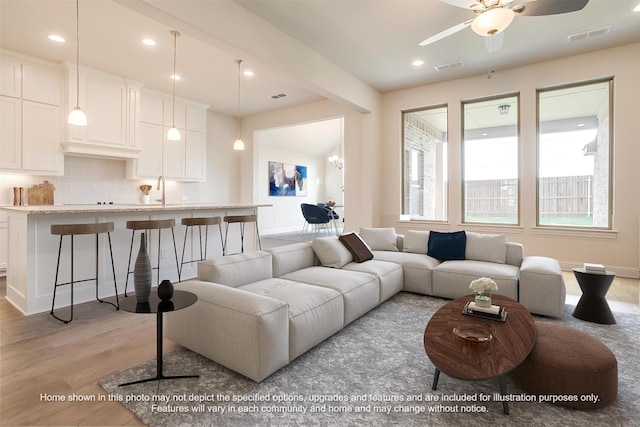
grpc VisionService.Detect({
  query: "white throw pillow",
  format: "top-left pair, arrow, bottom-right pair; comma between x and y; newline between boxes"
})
402,230 -> 430,254
311,236 -> 353,268
358,227 -> 399,252
465,231 -> 507,264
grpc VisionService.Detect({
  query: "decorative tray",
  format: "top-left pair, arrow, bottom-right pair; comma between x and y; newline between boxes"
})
453,327 -> 492,342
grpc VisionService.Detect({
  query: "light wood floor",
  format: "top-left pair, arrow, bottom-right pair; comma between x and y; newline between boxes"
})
1,266 -> 638,426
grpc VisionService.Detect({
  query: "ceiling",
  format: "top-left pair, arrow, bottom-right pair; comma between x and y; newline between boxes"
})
1,0 -> 639,120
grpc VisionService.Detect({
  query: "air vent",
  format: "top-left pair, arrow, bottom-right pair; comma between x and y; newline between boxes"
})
271,93 -> 287,100
568,25 -> 612,42
434,60 -> 464,72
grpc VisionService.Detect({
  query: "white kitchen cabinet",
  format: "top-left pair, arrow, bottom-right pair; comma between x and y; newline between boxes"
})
0,57 -> 21,98
129,90 -> 207,181
185,130 -> 206,180
22,101 -> 62,173
63,65 -> 142,159
0,52 -> 63,175
0,96 -> 21,170
163,100 -> 186,129
163,132 -> 186,178
22,63 -> 61,105
135,122 -> 163,177
0,210 -> 6,276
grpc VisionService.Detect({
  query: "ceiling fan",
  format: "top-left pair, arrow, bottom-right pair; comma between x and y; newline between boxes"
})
419,0 -> 589,47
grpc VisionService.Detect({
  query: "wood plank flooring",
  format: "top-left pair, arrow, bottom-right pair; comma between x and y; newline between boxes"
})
0,290 -> 172,426
1,263 -> 638,426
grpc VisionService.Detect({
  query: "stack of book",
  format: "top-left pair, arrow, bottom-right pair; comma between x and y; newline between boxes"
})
584,263 -> 606,274
463,301 -> 508,322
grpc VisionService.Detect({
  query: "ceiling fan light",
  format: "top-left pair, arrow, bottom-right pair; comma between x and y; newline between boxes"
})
471,8 -> 515,36
167,126 -> 181,141
233,138 -> 245,151
67,106 -> 87,126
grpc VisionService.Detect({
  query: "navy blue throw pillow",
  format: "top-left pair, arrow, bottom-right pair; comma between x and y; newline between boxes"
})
427,231 -> 466,261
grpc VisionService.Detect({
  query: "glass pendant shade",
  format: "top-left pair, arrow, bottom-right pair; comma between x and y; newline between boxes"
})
167,126 -> 181,141
67,106 -> 87,126
233,138 -> 245,151
471,8 -> 514,36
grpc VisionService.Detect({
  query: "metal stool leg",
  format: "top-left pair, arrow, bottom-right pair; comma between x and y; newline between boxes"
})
124,230 -> 137,297
95,232 -> 119,310
51,235 -> 74,323
179,225 -> 189,280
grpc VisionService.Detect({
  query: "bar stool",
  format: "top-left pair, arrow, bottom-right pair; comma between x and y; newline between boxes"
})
223,214 -> 261,255
179,216 -> 223,279
50,222 -> 119,324
124,219 -> 179,296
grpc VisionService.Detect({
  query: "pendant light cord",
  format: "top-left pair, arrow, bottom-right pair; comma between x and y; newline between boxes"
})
75,0 -> 80,107
171,31 -> 178,128
236,59 -> 242,139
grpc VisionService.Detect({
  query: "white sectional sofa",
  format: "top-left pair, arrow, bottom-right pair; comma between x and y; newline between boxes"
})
166,228 -> 565,382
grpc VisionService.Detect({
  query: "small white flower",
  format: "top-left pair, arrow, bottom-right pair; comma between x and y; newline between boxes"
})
469,277 -> 498,293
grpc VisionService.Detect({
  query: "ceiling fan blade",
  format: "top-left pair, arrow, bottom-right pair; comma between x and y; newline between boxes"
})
514,0 -> 588,16
419,19 -> 474,46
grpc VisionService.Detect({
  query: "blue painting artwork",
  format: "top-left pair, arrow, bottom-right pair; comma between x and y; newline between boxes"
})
269,161 -> 283,196
282,163 -> 297,196
295,165 -> 307,196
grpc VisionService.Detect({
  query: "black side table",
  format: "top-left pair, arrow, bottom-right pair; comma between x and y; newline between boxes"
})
119,290 -> 199,386
572,268 -> 616,325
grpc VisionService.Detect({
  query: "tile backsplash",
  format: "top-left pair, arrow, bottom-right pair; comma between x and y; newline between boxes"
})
0,157 -> 203,206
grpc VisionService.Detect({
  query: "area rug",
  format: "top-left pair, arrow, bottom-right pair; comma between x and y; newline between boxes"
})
99,293 -> 639,426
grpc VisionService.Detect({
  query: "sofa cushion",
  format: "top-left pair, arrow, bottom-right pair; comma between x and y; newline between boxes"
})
240,278 -> 344,361
198,251 -> 273,287
427,230 -> 466,261
465,231 -> 507,264
372,250 -> 440,295
402,230 -> 430,254
432,260 -> 519,300
343,260 -> 404,304
311,236 -> 353,268
282,267 -> 379,325
339,232 -> 374,262
265,242 -> 317,277
359,227 -> 399,252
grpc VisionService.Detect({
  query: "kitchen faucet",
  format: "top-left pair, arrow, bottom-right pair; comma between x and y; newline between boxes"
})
156,175 -> 166,207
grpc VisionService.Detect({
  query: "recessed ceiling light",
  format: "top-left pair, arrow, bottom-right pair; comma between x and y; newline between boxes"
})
141,38 -> 156,46
170,74 -> 181,80
243,70 -> 255,77
48,35 -> 65,43
633,3 -> 640,12
412,60 -> 425,67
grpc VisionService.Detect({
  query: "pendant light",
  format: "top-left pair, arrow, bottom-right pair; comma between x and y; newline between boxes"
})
167,30 -> 181,141
233,59 -> 245,151
67,0 -> 87,126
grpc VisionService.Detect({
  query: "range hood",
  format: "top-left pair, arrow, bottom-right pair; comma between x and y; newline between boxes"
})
61,141 -> 141,160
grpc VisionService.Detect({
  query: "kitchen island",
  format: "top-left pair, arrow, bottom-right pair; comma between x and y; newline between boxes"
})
2,203 -> 270,316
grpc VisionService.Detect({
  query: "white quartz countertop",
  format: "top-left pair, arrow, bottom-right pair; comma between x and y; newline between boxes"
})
0,203 -> 271,215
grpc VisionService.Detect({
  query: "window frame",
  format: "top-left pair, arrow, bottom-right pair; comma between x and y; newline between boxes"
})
401,104 -> 449,222
535,78 -> 614,230
461,93 -> 521,226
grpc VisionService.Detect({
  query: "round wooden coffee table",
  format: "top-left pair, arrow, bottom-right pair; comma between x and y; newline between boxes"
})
423,294 -> 536,415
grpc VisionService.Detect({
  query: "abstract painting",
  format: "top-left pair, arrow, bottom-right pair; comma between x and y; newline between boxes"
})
268,161 -> 308,197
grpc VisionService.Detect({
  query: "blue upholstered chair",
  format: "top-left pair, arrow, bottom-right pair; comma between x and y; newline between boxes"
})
301,203 -> 331,234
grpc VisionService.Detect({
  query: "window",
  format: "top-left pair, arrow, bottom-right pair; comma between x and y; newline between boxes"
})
462,95 -> 519,224
537,79 -> 612,228
402,106 -> 448,221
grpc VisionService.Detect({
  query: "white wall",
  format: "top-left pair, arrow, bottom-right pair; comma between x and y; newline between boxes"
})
381,42 -> 640,277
